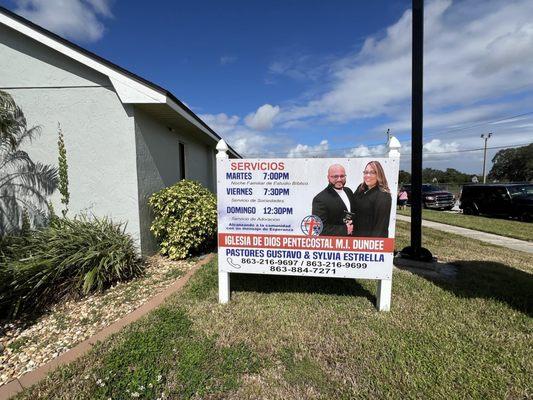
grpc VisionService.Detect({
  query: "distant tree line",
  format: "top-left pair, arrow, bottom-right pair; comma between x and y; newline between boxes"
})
398,168 -> 472,184
398,143 -> 532,184
488,143 -> 532,182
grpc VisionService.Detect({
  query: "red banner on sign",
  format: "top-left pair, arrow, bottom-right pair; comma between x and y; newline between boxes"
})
218,233 -> 394,253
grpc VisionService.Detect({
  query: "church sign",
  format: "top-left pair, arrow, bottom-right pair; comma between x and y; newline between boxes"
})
215,138 -> 401,311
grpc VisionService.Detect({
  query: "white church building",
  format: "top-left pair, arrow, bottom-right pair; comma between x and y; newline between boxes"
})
0,6 -> 239,254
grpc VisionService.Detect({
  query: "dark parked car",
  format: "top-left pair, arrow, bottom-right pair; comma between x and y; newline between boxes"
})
401,184 -> 455,210
459,183 -> 533,221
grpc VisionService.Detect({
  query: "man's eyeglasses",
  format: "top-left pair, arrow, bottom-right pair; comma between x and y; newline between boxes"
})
329,175 -> 346,180
363,170 -> 377,176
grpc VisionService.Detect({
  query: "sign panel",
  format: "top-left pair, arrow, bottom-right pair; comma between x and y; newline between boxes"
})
217,158 -> 399,280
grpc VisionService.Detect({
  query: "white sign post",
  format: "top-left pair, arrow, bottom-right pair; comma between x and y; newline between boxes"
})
216,139 -> 231,304
216,137 -> 401,311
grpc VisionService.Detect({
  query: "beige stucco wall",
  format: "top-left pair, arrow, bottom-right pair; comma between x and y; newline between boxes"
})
1,22 -> 220,255
134,106 -> 217,254
0,23 -> 141,249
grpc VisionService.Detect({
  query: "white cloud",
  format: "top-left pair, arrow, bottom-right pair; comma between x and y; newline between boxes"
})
512,123 -> 533,129
287,140 -> 329,158
288,137 -> 461,162
198,0 -> 533,170
286,141 -> 393,159
423,139 -> 459,157
199,113 -> 240,136
199,112 -> 282,157
85,0 -> 112,16
345,144 -> 387,158
279,119 -> 309,130
490,115 -> 531,125
378,102 -> 515,142
278,0 -> 533,132
220,55 -> 237,66
244,104 -> 280,131
14,0 -> 113,42
268,52 -> 331,82
226,131 -> 276,157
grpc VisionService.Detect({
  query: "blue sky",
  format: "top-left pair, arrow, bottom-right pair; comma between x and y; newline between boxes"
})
2,0 -> 533,174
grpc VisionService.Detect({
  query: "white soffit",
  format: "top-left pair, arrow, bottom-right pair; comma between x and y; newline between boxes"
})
0,12 -> 165,104
166,97 -> 220,143
109,77 -> 162,104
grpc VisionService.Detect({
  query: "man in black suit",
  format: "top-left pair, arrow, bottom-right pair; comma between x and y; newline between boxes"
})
312,164 -> 355,236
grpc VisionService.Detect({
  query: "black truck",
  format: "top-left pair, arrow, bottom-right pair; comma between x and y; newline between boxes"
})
401,184 -> 455,210
459,183 -> 533,222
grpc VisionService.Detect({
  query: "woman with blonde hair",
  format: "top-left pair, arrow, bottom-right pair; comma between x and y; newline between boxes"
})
352,160 -> 392,237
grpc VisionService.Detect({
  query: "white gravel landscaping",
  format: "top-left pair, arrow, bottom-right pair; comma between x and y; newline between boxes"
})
0,255 -> 194,386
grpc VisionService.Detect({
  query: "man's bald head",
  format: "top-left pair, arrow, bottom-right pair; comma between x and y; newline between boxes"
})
327,164 -> 346,189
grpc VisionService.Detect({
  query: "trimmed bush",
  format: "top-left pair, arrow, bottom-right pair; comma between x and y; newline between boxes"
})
149,180 -> 217,260
0,216 -> 143,318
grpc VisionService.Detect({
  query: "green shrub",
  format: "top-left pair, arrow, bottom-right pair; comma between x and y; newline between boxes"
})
0,258 -> 13,317
149,180 -> 217,260
0,235 -> 24,316
0,216 -> 143,318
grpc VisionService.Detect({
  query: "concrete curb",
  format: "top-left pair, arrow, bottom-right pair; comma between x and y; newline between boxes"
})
0,253 -> 215,400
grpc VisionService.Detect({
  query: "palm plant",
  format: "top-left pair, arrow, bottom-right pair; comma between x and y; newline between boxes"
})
0,90 -> 19,149
0,90 -> 58,235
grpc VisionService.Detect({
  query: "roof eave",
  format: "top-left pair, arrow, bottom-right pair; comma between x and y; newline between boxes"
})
0,5 -> 241,158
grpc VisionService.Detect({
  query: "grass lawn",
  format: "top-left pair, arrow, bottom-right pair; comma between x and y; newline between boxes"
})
17,222 -> 532,399
398,207 -> 533,242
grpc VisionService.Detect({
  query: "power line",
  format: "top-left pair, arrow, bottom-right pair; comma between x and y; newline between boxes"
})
394,142 -> 529,159
401,142 -> 528,156
354,142 -> 529,158
423,110 -> 533,140
385,110 -> 533,145
243,110 -> 533,157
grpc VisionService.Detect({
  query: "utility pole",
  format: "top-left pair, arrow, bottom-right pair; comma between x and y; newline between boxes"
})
481,133 -> 492,183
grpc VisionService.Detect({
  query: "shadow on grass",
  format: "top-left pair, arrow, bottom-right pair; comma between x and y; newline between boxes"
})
405,260 -> 533,317
230,273 -> 376,305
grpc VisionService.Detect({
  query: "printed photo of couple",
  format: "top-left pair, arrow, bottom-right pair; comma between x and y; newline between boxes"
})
312,161 -> 392,238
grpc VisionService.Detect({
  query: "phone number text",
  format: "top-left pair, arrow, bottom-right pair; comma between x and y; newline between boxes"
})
240,258 -> 367,269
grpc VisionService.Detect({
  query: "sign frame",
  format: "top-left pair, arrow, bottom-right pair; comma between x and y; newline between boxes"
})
215,137 -> 401,311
